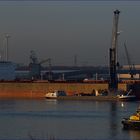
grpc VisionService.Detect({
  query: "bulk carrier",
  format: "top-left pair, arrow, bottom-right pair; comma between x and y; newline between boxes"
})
0,10 -> 140,100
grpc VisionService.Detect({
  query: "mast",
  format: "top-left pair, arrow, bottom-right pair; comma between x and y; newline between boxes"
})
109,9 -> 120,91
5,34 -> 10,62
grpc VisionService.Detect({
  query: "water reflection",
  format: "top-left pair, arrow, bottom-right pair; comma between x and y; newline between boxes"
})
0,100 -> 138,139
109,102 -> 118,139
129,130 -> 140,140
45,99 -> 58,104
121,102 -> 124,108
0,99 -> 16,111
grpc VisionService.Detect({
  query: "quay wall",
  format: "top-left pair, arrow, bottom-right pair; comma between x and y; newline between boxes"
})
0,82 -> 127,99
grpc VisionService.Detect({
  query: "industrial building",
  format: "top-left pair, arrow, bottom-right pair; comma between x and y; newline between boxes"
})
0,61 -> 16,80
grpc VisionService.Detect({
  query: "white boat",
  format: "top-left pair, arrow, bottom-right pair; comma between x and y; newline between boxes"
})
45,90 -> 67,99
117,89 -> 137,101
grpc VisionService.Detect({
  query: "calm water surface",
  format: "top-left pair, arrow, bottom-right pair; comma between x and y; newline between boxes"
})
0,99 -> 139,140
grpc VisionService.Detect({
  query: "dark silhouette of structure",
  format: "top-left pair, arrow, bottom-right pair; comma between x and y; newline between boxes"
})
109,10 -> 120,90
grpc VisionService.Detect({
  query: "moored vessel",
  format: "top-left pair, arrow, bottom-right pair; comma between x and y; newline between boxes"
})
117,89 -> 137,101
45,90 -> 67,99
122,108 -> 140,130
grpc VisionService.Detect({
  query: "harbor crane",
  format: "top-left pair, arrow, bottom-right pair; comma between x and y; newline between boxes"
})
39,58 -> 52,80
124,43 -> 136,79
29,50 -> 52,80
30,50 -> 38,64
109,9 -> 120,90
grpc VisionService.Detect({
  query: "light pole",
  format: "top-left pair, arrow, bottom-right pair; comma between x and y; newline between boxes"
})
5,34 -> 10,61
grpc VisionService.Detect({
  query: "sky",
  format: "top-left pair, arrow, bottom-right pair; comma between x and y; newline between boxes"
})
0,1 -> 139,66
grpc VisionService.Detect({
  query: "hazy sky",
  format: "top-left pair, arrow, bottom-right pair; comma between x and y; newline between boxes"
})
0,1 -> 139,66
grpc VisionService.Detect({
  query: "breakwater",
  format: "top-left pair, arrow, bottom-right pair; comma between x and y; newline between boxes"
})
0,81 -> 127,99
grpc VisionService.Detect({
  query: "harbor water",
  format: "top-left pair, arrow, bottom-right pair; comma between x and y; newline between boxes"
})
0,99 -> 140,140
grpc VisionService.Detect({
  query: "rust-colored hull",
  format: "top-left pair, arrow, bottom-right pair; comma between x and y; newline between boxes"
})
0,81 -> 133,99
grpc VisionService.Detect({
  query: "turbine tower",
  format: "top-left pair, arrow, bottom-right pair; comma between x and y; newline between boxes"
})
109,9 -> 120,91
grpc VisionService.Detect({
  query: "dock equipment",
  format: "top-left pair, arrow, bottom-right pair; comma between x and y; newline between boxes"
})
109,10 -> 120,90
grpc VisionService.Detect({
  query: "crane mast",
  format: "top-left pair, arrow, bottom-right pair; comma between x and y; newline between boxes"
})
109,10 -> 120,90
29,51 -> 52,80
124,43 -> 135,79
39,58 -> 52,80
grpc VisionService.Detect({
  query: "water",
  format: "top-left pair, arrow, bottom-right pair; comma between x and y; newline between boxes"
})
0,99 -> 139,140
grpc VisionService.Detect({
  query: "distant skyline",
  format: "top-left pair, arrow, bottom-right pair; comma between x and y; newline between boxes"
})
0,1 -> 139,66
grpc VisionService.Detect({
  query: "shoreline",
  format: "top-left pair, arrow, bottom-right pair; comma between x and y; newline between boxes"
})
46,95 -> 118,101
0,95 -> 138,102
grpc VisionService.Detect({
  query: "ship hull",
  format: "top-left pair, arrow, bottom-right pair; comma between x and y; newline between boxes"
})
118,96 -> 137,101
122,118 -> 140,130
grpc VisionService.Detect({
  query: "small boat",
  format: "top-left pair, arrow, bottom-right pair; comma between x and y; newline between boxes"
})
122,108 -> 140,130
117,89 -> 137,101
45,90 -> 67,99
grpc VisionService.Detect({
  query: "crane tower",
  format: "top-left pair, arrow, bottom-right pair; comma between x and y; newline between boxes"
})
109,10 -> 120,90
